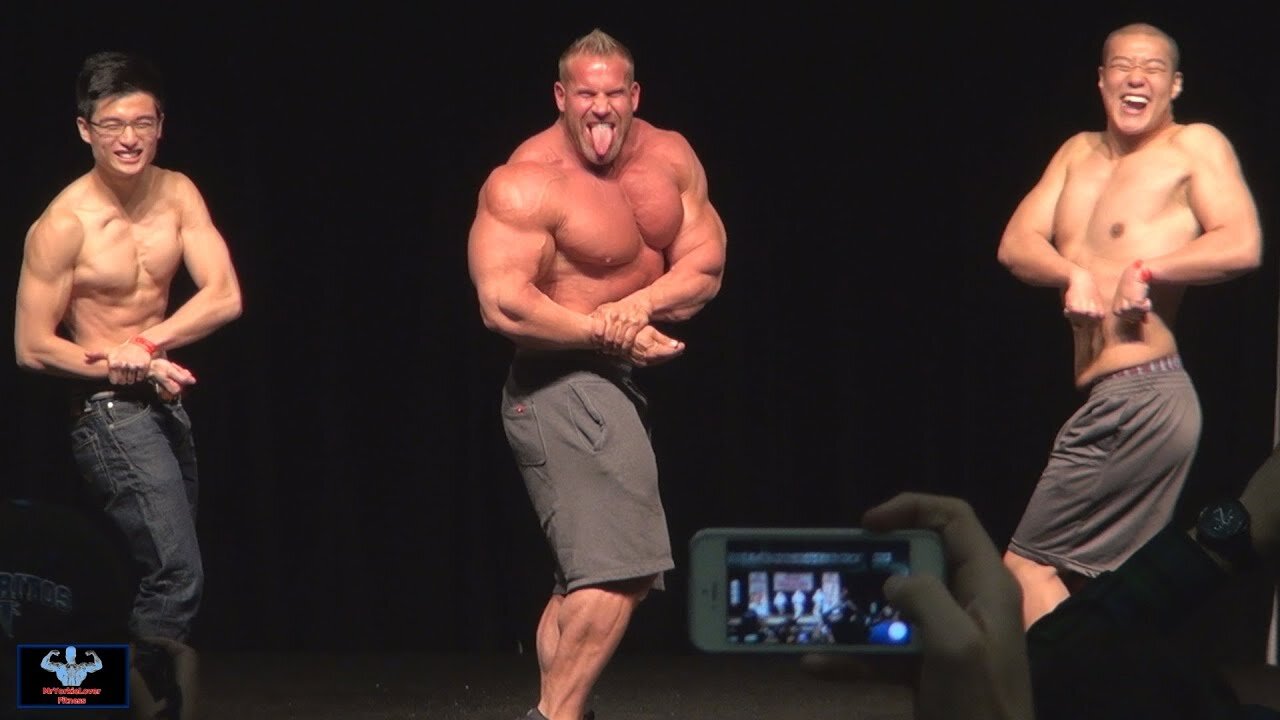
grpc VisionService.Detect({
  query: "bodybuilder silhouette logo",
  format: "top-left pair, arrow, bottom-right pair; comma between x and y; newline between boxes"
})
41,646 -> 103,687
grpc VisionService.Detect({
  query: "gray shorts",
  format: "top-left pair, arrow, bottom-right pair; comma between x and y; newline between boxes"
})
1008,357 -> 1201,577
502,351 -> 673,594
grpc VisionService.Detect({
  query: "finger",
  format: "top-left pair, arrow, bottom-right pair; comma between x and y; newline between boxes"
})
620,324 -> 641,351
883,574 -> 982,658
606,318 -> 625,347
861,493 -> 1007,605
85,351 -> 107,363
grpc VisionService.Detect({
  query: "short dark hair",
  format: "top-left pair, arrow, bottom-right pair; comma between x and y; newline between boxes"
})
76,51 -> 165,120
1102,23 -> 1180,72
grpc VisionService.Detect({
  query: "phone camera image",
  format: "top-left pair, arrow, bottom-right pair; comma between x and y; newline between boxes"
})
725,538 -> 912,648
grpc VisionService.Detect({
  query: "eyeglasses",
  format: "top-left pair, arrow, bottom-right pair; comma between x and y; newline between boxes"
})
87,117 -> 161,138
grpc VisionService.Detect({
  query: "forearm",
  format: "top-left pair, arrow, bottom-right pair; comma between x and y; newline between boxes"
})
997,235 -> 1080,288
1142,229 -> 1263,285
628,267 -> 723,323
481,283 -> 599,350
15,334 -> 108,380
630,233 -> 726,322
137,285 -> 242,352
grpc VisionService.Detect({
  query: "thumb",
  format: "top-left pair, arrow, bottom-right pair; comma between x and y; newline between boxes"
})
85,351 -> 107,362
883,574 -> 977,656
647,327 -> 683,348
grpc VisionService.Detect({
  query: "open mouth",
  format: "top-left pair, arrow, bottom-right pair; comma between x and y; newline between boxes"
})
1121,94 -> 1149,112
588,122 -> 615,157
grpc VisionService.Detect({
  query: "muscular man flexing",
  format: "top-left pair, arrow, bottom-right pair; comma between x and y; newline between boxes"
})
997,23 -> 1262,627
468,28 -> 726,720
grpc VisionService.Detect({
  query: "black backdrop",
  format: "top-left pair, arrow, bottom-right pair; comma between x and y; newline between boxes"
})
3,3 -> 1276,654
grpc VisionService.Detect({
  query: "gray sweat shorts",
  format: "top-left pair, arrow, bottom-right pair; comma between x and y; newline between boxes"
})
1008,356 -> 1201,577
501,350 -> 673,595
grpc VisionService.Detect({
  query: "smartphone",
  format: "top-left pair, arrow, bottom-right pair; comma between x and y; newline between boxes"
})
688,527 -> 945,653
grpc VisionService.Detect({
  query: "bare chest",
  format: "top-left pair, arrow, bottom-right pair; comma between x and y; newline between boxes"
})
556,164 -> 684,267
1055,148 -> 1195,252
73,204 -> 184,295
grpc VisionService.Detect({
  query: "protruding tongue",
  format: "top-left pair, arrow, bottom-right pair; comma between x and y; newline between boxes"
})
590,124 -> 614,157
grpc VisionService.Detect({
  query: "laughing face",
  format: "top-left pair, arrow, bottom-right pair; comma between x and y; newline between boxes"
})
554,53 -> 639,168
76,92 -> 164,178
1097,33 -> 1182,140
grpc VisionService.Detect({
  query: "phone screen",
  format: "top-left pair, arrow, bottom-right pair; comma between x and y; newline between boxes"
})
723,537 -> 912,649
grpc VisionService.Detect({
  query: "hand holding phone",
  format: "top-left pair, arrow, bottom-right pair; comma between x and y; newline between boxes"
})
859,493 -> 1033,720
689,525 -> 945,654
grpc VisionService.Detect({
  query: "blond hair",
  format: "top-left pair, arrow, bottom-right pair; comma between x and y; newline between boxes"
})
558,28 -> 635,83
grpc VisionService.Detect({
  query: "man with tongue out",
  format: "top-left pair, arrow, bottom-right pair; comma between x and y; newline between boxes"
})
468,28 -> 726,720
996,23 -> 1262,628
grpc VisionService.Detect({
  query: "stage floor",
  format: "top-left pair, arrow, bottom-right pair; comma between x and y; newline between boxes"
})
195,650 -> 913,719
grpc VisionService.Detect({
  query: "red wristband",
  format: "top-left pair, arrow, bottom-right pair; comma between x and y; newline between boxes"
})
130,335 -> 159,356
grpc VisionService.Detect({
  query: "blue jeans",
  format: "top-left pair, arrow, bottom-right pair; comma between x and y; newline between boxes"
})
70,391 -> 201,641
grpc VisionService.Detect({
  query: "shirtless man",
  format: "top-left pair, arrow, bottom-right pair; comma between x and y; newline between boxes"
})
40,647 -> 102,687
467,29 -> 726,720
996,23 -> 1262,627
13,50 -> 242,700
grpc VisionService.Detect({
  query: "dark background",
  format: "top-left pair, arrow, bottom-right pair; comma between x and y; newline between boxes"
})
2,3 -> 1276,656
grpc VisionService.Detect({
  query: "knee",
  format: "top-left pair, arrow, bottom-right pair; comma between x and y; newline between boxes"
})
162,556 -> 203,601
1003,551 -> 1057,581
623,574 -> 657,605
587,575 -> 656,605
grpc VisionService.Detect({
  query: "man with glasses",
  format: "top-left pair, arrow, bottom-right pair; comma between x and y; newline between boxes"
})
14,50 -> 241,715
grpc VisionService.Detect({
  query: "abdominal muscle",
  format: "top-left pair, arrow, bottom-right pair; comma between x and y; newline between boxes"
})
1071,254 -> 1184,388
66,288 -> 169,357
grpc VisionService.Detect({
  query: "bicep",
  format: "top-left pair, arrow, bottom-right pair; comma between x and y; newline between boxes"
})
467,172 -> 557,297
467,204 -> 554,296
1188,131 -> 1260,233
15,219 -> 80,333
1003,138 -> 1080,242
669,149 -> 727,268
178,182 -> 239,290
1005,168 -> 1066,241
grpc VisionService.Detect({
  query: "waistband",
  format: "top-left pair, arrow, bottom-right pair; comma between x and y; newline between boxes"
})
1090,354 -> 1184,388
68,382 -> 177,420
510,349 -> 633,382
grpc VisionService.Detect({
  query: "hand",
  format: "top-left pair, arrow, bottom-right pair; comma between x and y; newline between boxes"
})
626,325 -> 685,367
1063,266 -> 1105,326
85,650 -> 99,659
1239,445 -> 1280,574
1111,260 -> 1152,325
868,493 -> 1032,720
148,358 -> 197,398
85,338 -> 153,385
804,493 -> 1033,720
590,297 -> 652,356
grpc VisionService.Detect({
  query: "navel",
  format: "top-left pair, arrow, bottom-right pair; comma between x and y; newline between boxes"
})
1109,222 -> 1125,239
